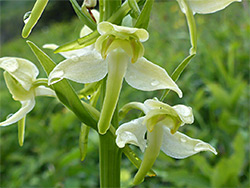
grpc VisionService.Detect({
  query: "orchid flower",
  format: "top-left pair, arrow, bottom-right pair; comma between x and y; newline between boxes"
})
116,98 -> 217,184
176,0 -> 242,54
48,22 -> 182,134
0,57 -> 55,127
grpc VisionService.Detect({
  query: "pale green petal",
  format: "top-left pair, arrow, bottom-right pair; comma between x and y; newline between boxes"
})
177,0 -> 242,14
0,57 -> 39,90
97,21 -> 149,42
144,99 -> 193,124
80,25 -> 93,38
0,99 -> 35,127
161,127 -> 217,159
3,72 -> 34,101
116,117 -> 147,152
48,51 -> 107,85
119,102 -> 148,119
43,43 -> 95,59
125,57 -> 183,97
34,86 -> 56,97
172,104 -> 194,124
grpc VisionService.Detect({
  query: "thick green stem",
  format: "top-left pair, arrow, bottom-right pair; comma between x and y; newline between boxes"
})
99,131 -> 121,187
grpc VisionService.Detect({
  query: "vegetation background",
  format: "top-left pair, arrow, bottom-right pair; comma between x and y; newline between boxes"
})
0,0 -> 249,187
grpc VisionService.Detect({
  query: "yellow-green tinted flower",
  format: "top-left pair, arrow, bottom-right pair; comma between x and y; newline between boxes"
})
177,0 -> 242,14
0,57 -> 55,126
48,22 -> 182,134
116,98 -> 217,184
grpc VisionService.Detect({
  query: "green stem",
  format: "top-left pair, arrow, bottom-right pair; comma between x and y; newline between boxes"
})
99,73 -> 121,187
99,131 -> 121,187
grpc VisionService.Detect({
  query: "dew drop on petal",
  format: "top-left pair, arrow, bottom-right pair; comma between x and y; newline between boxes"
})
180,137 -> 187,143
193,143 -> 205,152
6,113 -> 13,119
2,59 -> 19,72
151,80 -> 159,86
23,11 -> 31,24
71,55 -> 79,62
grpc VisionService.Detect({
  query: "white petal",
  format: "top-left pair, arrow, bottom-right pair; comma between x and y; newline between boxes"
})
161,127 -> 217,159
80,25 -> 93,38
48,51 -> 107,85
97,21 -> 149,42
116,117 -> 147,152
0,99 -> 35,127
35,86 -> 56,97
172,105 -> 194,124
0,57 -> 39,90
43,43 -> 94,59
125,57 -> 183,97
178,0 -> 242,14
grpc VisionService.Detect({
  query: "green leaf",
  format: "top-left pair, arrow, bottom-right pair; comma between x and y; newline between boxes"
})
69,0 -> 97,31
27,40 -> 97,129
22,0 -> 49,38
18,116 -> 26,147
55,30 -> 99,53
160,54 -> 195,101
211,131 -> 245,187
79,123 -> 90,161
103,0 -> 121,20
128,0 -> 141,18
134,0 -> 154,29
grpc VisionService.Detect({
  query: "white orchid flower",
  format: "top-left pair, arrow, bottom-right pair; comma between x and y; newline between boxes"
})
177,0 -> 242,14
116,98 -> 217,184
0,57 -> 55,127
48,22 -> 182,134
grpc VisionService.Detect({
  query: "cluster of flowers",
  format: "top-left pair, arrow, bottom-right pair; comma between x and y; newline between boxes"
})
0,0 -> 241,184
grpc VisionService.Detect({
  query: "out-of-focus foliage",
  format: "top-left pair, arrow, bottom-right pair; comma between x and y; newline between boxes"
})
0,1 -> 249,188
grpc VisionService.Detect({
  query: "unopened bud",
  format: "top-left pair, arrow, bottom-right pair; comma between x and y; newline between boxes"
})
84,0 -> 97,8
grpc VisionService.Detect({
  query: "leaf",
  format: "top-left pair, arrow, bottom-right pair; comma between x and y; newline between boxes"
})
128,0 -> 141,18
160,54 -> 196,101
22,0 -> 49,38
69,0 -> 97,31
27,40 -> 97,130
211,131 -> 245,187
55,30 -> 99,53
134,0 -> 154,29
79,123 -> 90,161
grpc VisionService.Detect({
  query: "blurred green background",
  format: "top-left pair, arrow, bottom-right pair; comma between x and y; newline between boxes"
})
0,1 -> 249,187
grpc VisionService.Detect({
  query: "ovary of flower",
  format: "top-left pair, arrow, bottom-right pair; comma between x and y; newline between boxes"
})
0,57 -> 55,127
48,22 -> 182,135
177,0 -> 242,14
116,98 -> 217,184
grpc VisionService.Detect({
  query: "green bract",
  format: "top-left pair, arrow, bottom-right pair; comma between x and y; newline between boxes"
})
116,98 -> 217,184
48,22 -> 182,134
0,57 -> 55,127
